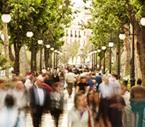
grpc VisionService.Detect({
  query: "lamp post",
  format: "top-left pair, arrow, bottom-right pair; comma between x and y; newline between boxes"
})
46,44 -> 50,69
109,33 -> 114,74
26,30 -> 34,72
38,39 -> 43,73
1,10 -> 11,77
94,50 -> 97,70
97,48 -> 101,70
119,25 -> 125,78
54,50 -> 57,68
50,47 -> 54,68
130,12 -> 135,87
102,43 -> 106,74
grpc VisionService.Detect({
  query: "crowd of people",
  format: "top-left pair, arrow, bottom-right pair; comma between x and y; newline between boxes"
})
0,65 -> 145,127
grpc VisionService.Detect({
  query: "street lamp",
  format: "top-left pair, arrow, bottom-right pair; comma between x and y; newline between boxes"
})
140,17 -> 145,26
51,47 -> 54,51
46,44 -> 50,48
50,47 -> 54,68
38,40 -> 43,45
38,39 -> 43,73
1,10 -> 11,77
102,43 -> 106,74
26,31 -> 33,38
1,11 -> 11,23
97,45 -> 101,70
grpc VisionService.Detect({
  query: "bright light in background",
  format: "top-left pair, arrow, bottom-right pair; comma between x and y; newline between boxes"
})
71,0 -> 84,7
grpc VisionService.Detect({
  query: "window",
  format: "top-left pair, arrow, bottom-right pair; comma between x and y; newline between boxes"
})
75,31 -> 77,37
70,30 -> 73,37
79,31 -> 81,38
66,30 -> 68,36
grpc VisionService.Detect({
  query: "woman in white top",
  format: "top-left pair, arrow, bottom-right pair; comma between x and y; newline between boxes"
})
68,92 -> 94,127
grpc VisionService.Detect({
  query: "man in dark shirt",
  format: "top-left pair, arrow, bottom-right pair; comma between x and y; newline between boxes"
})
52,71 -> 59,82
95,73 -> 102,91
76,75 -> 90,96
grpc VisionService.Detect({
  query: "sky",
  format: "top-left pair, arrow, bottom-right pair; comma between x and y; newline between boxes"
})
71,0 -> 84,7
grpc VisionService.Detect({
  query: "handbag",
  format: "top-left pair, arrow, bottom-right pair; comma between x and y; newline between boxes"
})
87,108 -> 92,127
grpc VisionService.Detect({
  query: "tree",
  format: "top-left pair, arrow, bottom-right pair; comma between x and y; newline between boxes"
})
84,0 -> 145,85
0,0 -> 74,74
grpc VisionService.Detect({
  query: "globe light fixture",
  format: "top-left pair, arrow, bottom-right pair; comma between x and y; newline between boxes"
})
140,17 -> 145,26
51,47 -> 54,51
102,46 -> 106,50
46,44 -> 50,48
55,50 -> 58,53
119,33 -> 125,40
58,51 -> 61,54
1,11 -> 11,23
97,49 -> 101,53
26,31 -> 33,38
38,40 -> 43,45
109,42 -> 114,47
2,52 -> 4,55
8,36 -> 11,39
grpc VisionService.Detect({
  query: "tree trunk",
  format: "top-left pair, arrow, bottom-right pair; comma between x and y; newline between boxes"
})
9,46 -> 15,62
14,43 -> 20,75
3,23 -> 9,77
31,38 -> 35,73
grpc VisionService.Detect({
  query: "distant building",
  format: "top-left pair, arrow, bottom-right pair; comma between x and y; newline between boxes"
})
63,2 -> 92,46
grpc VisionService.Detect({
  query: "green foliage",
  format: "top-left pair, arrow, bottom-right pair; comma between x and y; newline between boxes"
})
61,41 -> 80,64
0,0 -> 74,52
0,52 -> 8,70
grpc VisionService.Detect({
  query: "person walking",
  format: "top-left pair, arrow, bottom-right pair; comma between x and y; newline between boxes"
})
52,71 -> 60,82
65,69 -> 76,97
95,73 -> 102,91
29,77 -> 51,127
11,81 -> 29,127
0,79 -> 7,110
76,75 -> 90,97
24,75 -> 34,90
50,82 -> 64,127
68,92 -> 94,127
0,95 -> 19,127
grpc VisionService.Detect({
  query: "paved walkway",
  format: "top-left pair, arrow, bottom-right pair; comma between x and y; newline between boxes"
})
26,88 -> 75,127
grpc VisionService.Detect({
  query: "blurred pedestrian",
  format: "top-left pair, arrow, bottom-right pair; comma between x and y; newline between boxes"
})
0,95 -> 19,127
50,82 -> 64,127
76,74 -> 90,97
0,79 -> 7,109
24,75 -> 34,90
93,92 -> 101,127
29,77 -> 51,127
65,69 -> 75,97
87,90 -> 94,110
52,71 -> 60,82
68,92 -> 94,127
95,73 -> 102,91
11,81 -> 29,127
130,78 -> 145,127
86,73 -> 93,89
